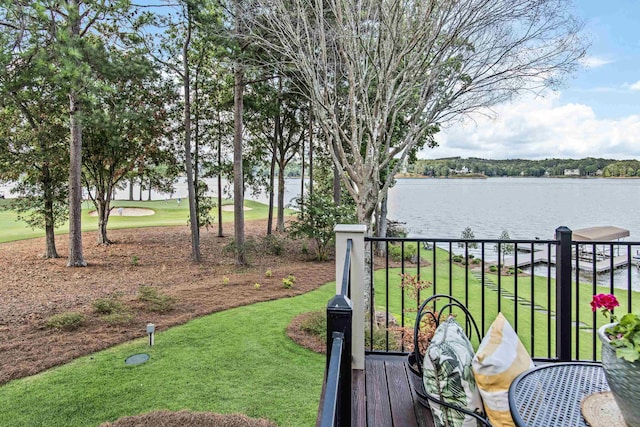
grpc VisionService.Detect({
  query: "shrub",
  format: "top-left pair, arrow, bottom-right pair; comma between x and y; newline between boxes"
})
300,310 -> 326,342
301,310 -> 400,351
222,276 -> 230,285
471,258 -> 481,265
103,312 -> 134,325
46,312 -> 85,331
223,238 -> 255,264
92,296 -> 124,315
137,285 -> 175,313
452,254 -> 464,263
263,235 -> 284,256
489,265 -> 498,272
265,269 -> 273,278
388,243 -> 418,262
254,283 -> 261,289
282,274 -> 296,289
287,192 -> 357,261
131,255 -> 139,266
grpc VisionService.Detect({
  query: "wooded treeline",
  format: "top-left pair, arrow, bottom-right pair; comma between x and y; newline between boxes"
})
409,158 -> 640,178
0,0 -> 586,277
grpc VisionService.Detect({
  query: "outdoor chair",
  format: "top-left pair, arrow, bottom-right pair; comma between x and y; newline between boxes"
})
407,294 -> 492,426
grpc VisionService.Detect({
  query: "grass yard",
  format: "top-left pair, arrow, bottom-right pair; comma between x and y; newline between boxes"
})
0,283 -> 334,427
0,198 -> 288,243
373,245 -> 640,360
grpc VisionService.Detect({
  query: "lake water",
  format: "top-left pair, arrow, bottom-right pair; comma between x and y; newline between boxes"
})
387,177 -> 640,241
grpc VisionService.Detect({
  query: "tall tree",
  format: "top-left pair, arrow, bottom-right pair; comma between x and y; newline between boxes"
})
248,0 -> 586,310
81,51 -> 174,244
0,24 -> 69,258
248,0 -> 586,227
2,0 -> 147,266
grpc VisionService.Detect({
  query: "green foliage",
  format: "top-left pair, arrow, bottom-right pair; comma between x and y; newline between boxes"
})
607,314 -> 640,362
137,285 -> 175,313
194,182 -> 216,230
102,312 -> 134,325
92,296 -> 124,315
282,274 -> 296,289
489,265 -> 498,272
131,255 -> 139,266
413,157 -> 617,178
496,230 -> 515,263
288,192 -> 356,260
459,226 -> 478,249
262,234 -> 285,256
388,243 -> 418,262
301,309 -> 399,351
45,312 -> 85,331
223,237 -> 256,264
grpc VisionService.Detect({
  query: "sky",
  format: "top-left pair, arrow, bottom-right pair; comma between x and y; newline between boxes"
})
421,0 -> 640,161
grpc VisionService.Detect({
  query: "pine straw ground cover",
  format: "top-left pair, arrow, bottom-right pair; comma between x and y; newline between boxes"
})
0,219 -> 334,385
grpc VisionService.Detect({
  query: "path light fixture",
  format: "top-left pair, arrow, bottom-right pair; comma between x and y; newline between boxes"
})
147,323 -> 155,346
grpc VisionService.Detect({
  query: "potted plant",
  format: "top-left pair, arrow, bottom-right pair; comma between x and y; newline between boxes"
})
592,293 -> 640,426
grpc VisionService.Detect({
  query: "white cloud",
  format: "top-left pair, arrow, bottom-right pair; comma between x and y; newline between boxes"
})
422,94 -> 640,160
630,80 -> 640,91
579,55 -> 613,68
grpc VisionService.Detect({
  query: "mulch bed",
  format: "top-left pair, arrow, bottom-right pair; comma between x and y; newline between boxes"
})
0,220 -> 334,385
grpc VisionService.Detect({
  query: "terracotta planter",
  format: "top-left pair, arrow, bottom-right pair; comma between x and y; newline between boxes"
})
598,323 -> 640,426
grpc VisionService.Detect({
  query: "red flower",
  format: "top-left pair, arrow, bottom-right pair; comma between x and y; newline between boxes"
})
591,293 -> 620,312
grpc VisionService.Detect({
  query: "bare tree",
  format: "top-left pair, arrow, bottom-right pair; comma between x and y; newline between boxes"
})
247,0 -> 585,310
248,0 -> 586,227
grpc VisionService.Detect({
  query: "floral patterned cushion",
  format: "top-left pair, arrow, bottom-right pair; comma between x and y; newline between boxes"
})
423,317 -> 484,427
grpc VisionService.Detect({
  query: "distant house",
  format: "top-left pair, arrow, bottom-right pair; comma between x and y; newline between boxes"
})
564,169 -> 580,176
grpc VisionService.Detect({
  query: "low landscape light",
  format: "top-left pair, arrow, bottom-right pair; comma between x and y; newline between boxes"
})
147,323 -> 155,346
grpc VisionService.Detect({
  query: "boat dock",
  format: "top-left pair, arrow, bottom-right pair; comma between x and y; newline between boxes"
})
504,247 -> 632,273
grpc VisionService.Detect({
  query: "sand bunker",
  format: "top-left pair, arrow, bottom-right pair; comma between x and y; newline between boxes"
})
221,205 -> 253,212
89,207 -> 155,217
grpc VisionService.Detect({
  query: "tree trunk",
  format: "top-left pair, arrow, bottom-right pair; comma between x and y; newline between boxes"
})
129,178 -> 134,201
333,164 -> 341,205
217,112 -> 224,237
148,177 -> 152,201
267,130 -> 277,235
276,160 -> 286,232
376,194 -> 388,256
42,163 -> 59,258
67,90 -> 86,267
308,109 -> 313,200
300,137 -> 305,219
95,195 -> 111,245
183,10 -> 201,262
233,63 -> 246,265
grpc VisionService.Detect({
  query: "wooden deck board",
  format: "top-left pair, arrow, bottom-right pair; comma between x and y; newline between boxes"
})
352,369 -> 366,427
353,354 -> 435,427
385,360 -> 419,427
365,358 -> 393,426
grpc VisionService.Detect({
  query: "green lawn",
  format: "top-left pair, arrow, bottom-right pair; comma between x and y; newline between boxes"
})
373,246 -> 640,360
0,283 -> 334,427
0,199 -> 287,243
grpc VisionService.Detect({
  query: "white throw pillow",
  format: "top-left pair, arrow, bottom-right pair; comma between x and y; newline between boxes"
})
423,317 -> 484,427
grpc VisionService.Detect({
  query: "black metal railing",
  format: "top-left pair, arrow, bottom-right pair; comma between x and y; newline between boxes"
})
366,226 -> 640,363
317,239 -> 353,427
318,226 -> 640,425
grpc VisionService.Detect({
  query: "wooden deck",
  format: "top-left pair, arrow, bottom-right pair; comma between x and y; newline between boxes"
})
352,354 -> 435,427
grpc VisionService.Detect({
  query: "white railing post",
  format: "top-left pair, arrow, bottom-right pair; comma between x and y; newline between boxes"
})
335,224 -> 366,370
